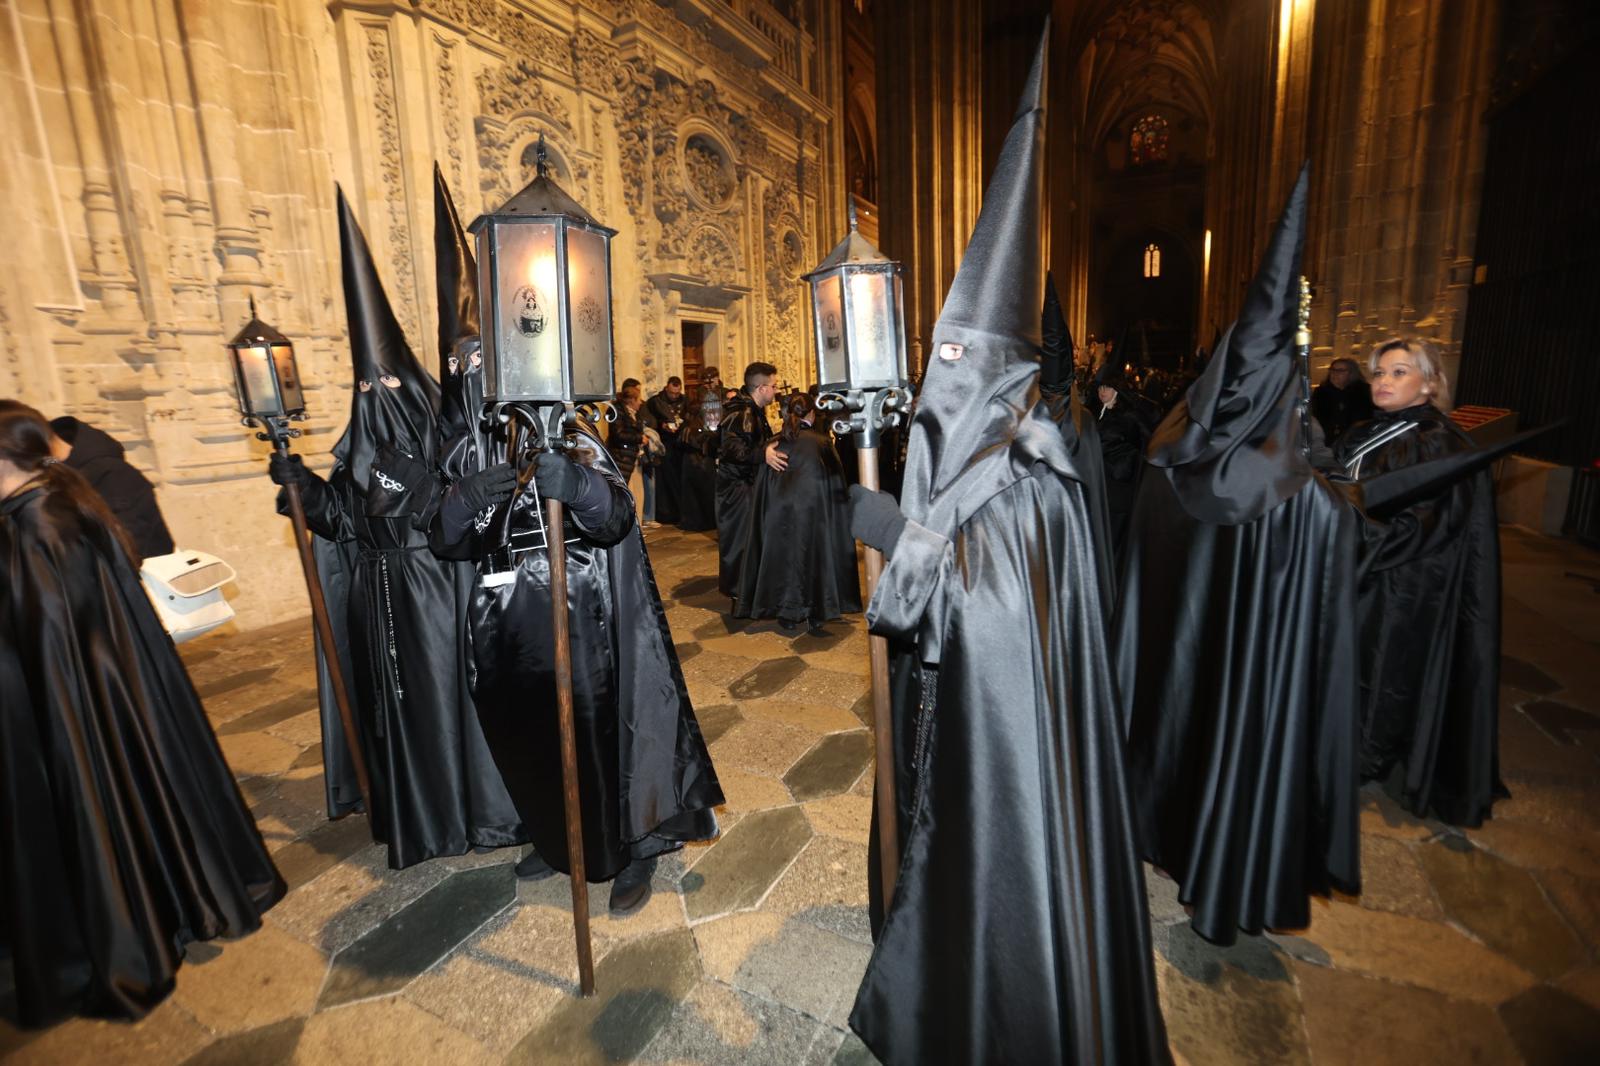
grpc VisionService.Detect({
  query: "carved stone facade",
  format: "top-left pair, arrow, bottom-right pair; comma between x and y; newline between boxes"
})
0,0 -> 844,630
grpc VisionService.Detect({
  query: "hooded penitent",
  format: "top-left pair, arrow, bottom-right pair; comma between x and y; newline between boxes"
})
849,22 -> 1172,1065
434,164 -> 485,479
1114,165 -> 1367,945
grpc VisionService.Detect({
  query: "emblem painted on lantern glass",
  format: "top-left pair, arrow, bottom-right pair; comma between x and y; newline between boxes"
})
577,295 -> 604,335
512,285 -> 548,337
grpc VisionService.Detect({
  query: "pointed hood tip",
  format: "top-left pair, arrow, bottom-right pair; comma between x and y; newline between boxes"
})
1014,16 -> 1050,120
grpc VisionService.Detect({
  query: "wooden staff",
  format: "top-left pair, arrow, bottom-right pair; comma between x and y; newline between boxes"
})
856,445 -> 899,908
274,435 -> 372,807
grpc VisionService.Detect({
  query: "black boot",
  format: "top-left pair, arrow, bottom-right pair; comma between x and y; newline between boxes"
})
515,849 -> 556,880
608,855 -> 657,915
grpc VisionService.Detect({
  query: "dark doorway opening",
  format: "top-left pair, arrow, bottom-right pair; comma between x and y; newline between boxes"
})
682,321 -> 707,394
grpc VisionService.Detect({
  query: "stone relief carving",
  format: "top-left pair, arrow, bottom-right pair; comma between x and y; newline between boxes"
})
365,23 -> 422,352
684,135 -> 736,208
435,35 -> 466,200
687,226 -> 740,285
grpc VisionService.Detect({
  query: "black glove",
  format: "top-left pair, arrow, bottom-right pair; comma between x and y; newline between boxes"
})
850,484 -> 908,558
534,450 -> 586,504
372,445 -> 430,495
268,451 -> 313,488
451,462 -> 519,514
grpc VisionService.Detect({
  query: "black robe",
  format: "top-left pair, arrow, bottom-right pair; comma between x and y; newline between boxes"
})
433,428 -> 723,881
1,482 -> 284,1028
1337,404 -> 1506,826
715,391 -> 771,596
677,419 -> 718,532
733,426 -> 861,627
646,390 -> 688,525
1311,379 -> 1374,447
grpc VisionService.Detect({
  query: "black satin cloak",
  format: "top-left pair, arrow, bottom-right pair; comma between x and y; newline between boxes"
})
677,419 -> 719,532
1,484 -> 284,1028
733,426 -> 862,627
1046,388 -> 1117,622
1114,470 -> 1362,945
850,463 -> 1171,1065
715,391 -> 771,596
434,428 -> 724,881
1337,405 -> 1506,826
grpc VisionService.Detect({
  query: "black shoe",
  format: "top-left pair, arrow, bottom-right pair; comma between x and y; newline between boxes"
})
778,618 -> 802,634
515,849 -> 556,880
609,856 -> 657,915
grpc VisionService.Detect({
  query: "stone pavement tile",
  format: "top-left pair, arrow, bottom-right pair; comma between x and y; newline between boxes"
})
788,626 -> 856,654
701,630 -> 808,661
829,1030 -> 878,1065
1336,834 -> 1443,920
1145,866 -> 1189,926
802,793 -> 872,847
247,782 -> 331,850
1152,933 -> 1310,1066
1499,705 -> 1600,784
729,657 -> 810,699
171,924 -> 327,1035
681,806 -> 813,921
784,731 -> 872,802
293,996 -> 490,1064
1492,772 -> 1600,840
692,613 -> 749,640
717,767 -> 796,814
178,1018 -> 306,1066
695,702 -> 743,745
1468,818 -> 1600,880
1292,960 -> 1519,1066
740,698 -> 864,736
317,864 -> 517,1009
709,717 -> 820,778
686,678 -> 734,709
217,730 -> 302,778
1558,966 -> 1600,1012
762,836 -> 872,945
1298,897 -> 1537,1004
682,649 -> 765,687
268,814 -> 374,891
195,666 -> 280,701
1499,596 -> 1600,714
695,913 -> 784,985
848,692 -> 873,727
1358,785 -> 1442,842
1497,985 -> 1600,1066
1522,698 -> 1600,747
765,666 -> 868,710
640,979 -> 835,1065
675,640 -> 703,663
264,709 -> 324,750
1502,654 -> 1562,696
270,842 -> 453,954
288,742 -> 323,772
508,929 -> 701,1066
0,1001 -> 212,1066
1535,869 -> 1600,957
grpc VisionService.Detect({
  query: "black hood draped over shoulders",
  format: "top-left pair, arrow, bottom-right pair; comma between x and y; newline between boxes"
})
1145,166 -> 1311,525
332,186 -> 439,492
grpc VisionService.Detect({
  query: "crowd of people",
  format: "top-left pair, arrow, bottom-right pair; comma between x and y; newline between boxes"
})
1,38 -> 1525,1066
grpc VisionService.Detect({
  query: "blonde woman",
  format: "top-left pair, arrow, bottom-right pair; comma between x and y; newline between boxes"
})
1335,338 -> 1505,826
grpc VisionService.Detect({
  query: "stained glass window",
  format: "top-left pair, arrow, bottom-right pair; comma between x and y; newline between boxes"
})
1129,114 -> 1170,166
1143,243 -> 1162,278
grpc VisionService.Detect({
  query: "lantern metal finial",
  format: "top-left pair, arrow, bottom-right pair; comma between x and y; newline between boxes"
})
249,294 -> 259,320
847,198 -> 859,234
535,134 -> 550,180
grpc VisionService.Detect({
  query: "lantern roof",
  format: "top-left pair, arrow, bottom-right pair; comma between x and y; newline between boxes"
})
803,200 -> 895,278
470,135 -> 613,234
228,297 -> 292,348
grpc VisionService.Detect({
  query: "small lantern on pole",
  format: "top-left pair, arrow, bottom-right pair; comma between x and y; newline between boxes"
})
226,299 -> 371,809
803,202 -> 913,908
469,135 -> 613,997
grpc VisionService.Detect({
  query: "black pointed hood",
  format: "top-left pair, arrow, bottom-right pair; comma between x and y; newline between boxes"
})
899,22 -> 1076,534
333,186 -> 439,492
1144,164 -> 1311,524
1040,272 -> 1080,447
433,165 -> 482,449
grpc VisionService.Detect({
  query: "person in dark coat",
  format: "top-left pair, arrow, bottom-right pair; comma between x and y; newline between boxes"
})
47,415 -> 174,563
1311,357 -> 1375,447
734,393 -> 861,631
646,376 -> 688,525
1336,339 -> 1505,826
267,188 -> 517,868
608,378 -> 646,482
677,398 -> 720,533
1094,368 -> 1154,557
1,400 -> 283,1029
715,361 -> 779,597
846,31 -> 1171,1064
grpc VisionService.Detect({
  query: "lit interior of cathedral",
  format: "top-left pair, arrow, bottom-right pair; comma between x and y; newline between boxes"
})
3,0 -> 1599,1063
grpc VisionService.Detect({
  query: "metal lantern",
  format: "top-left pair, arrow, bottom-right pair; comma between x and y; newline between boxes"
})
226,298 -> 305,421
802,201 -> 908,396
469,137 -> 617,405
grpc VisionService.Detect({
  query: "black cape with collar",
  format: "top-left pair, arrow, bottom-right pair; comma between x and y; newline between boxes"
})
1336,404 -> 1506,826
676,415 -> 719,532
732,425 -> 862,627
430,424 -> 724,880
850,25 -> 1171,1065
714,389 -> 772,595
1,481 -> 283,1028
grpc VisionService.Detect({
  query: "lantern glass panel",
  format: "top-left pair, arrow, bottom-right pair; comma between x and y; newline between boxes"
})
812,271 -> 847,389
846,270 -> 898,386
235,345 -> 282,417
271,343 -> 305,414
892,273 -> 907,381
565,225 -> 614,400
491,221 -> 563,401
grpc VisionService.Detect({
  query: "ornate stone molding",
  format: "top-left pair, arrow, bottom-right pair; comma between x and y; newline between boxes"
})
364,22 -> 421,351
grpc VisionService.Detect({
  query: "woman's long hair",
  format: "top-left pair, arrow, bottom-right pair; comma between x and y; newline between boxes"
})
781,392 -> 816,442
1368,338 -> 1452,411
0,400 -> 138,561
